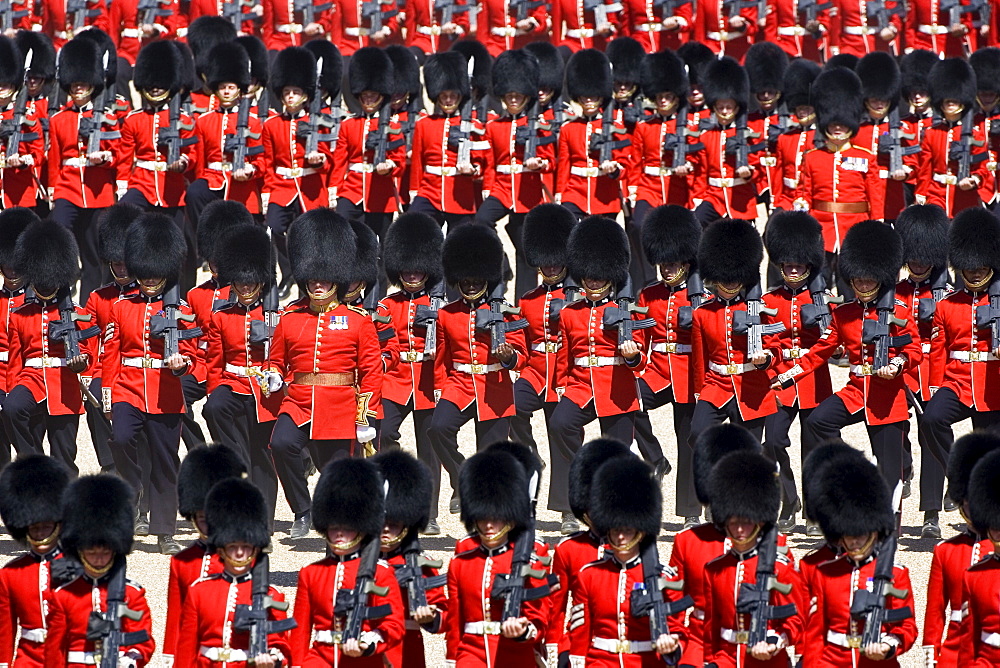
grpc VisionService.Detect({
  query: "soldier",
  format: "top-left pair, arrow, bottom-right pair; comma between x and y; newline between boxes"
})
402,0 -> 470,57
900,49 -> 938,132
772,59 -> 821,213
109,0 -> 183,92
291,457 -> 406,665
162,444 -> 246,668
0,207 -> 34,467
261,0 -> 333,51
13,31 -> 54,214
0,455 -> 70,668
476,0 -> 546,54
186,17 -> 237,119
691,0 -> 758,60
768,0 -> 832,60
605,37 -> 646,134
187,0 -> 260,37
970,48 -> 1000,212
330,0 -> 398,56
551,0 -> 622,52
622,0 -> 693,50
745,43 -> 789,214
828,0 -> 902,57
175,478 -> 292,666
905,0 -> 978,56
384,45 -> 421,210
43,474 -> 155,667
103,214 -> 201,555
38,0 -> 110,49
0,36 -> 44,212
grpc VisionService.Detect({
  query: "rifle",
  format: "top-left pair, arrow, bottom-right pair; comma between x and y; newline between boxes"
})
866,0 -> 906,32
666,105 -> 703,170
434,0 -> 471,26
849,533 -> 912,647
733,283 -> 785,357
393,530 -> 447,616
976,278 -> 1000,351
233,554 -> 297,658
970,0 -> 991,29
475,282 -> 530,355
652,0 -> 694,21
519,100 -> 557,162
583,0 -> 623,28
878,108 -> 920,175
861,287 -> 912,371
137,0 -> 172,27
3,50 -> 40,166
724,108 -> 763,172
547,276 -> 580,325
798,0 -> 832,29
602,276 -> 656,345
152,284 -> 202,359
366,101 -> 405,168
414,277 -> 446,358
302,58 -> 340,155
294,0 -> 334,26
225,96 -> 264,172
221,0 -> 258,31
950,108 -> 987,181
85,561 -> 151,668
361,0 -> 399,33
401,95 -> 422,153
333,536 -> 393,643
509,0 -> 545,20
734,525 -> 797,647
589,99 -> 631,166
917,267 -> 949,323
0,0 -> 29,32
247,283 -> 280,396
82,53 -> 122,159
448,59 -> 482,168
631,539 -> 694,652
362,279 -> 394,342
677,269 -> 705,330
67,0 -> 100,35
160,94 -> 197,166
800,271 -> 837,331
49,287 -> 100,407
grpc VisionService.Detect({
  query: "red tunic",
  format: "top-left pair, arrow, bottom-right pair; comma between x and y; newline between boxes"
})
958,554 -> 1000,665
638,281 -> 696,403
402,0 -> 471,54
39,0 -> 110,48
330,113 -> 406,213
668,524 -> 729,668
690,123 -> 760,221
0,104 -> 46,209
766,0 -> 830,60
186,279 -> 224,385
261,0 -> 334,50
185,0 -> 260,35
915,118 -> 992,217
518,283 -> 567,404
547,531 -> 605,657
905,0 -> 976,56
854,118 -> 919,221
796,543 -> 840,666
475,0 -> 547,54
0,550 -> 64,668
118,107 -> 197,208
48,105 -> 119,208
109,0 -> 184,64
260,111 -> 333,210
82,283 -> 136,383
748,111 -> 783,201
621,0 -> 693,50
772,127 -> 818,211
193,105 -> 266,213
763,284 -> 833,410
829,0 -> 902,56
552,0 -> 622,51
383,549 -> 449,668
691,0 -> 757,60
0,0 -> 39,31
630,114 -> 693,207
409,114 -> 489,215
481,114 -> 555,214
0,287 -> 27,393
330,0 -> 400,55
928,288 -> 1000,411
555,114 -> 630,216
377,291 -> 445,411
163,542 -> 224,664
895,277 -> 935,402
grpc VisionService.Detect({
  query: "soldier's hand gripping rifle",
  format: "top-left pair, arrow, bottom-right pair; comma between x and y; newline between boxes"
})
67,0 -> 101,35
294,0 -> 334,26
861,286 -> 912,372
247,283 -> 280,397
733,283 -> 785,357
301,58 -> 341,155
630,539 -> 694,657
221,0 -> 259,31
877,108 -> 920,175
583,0 -> 623,28
434,0 -> 471,27
393,528 -> 447,617
150,284 -> 203,363
916,267 -> 950,324
652,0 -> 694,23
361,0 -> 399,33
735,525 -> 797,648
449,59 -> 483,168
724,108 -> 765,173
2,50 -> 40,168
49,287 -> 101,406
366,100 -> 405,168
83,53 -> 122,159
866,0 -> 906,33
665,104 -> 703,171
161,94 -> 198,166
975,276 -> 1000,352
677,268 -> 705,330
799,271 -> 839,331
950,107 -> 987,182
798,0 -> 832,32
589,98 -> 631,166
518,100 -> 557,162
475,282 -> 530,355
86,561 -> 151,668
137,0 -> 173,30
602,276 -> 656,345
509,0 -> 545,21
333,535 -> 393,644
849,533 -> 913,647
414,277 -> 446,358
224,96 -> 264,172
0,0 -> 28,32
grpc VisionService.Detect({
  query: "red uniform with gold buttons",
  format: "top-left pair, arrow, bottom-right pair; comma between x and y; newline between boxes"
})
928,287 -> 1000,410
828,0 -> 902,57
330,113 -> 407,214
409,113 -> 489,215
402,0 -> 471,54
0,286 -> 27,396
669,525 -> 728,668
763,284 -> 833,411
0,105 -> 45,209
555,112 -> 630,216
765,0 -> 830,60
748,111 -> 783,205
691,0 -> 757,60
162,542 -> 224,666
377,291 -> 445,412
772,127 -> 818,211
895,276 -> 937,402
118,107 -> 198,208
915,118 -> 992,217
475,0 -> 547,55
261,0 -> 334,50
690,121 -> 760,221
547,531 -> 605,659
481,114 -> 555,214
260,110 -> 333,210
192,105 -> 266,213
905,0 -> 976,56
552,0 -> 622,51
518,283 -> 567,406
0,548 -> 65,668
630,114 -> 693,208
638,282 -> 696,403
382,547 -> 449,668
109,0 -> 184,65
958,552 -> 1000,665
622,0 -> 693,50
796,543 -> 839,666
39,0 -> 110,48
48,104 -> 119,209
330,0 -> 400,56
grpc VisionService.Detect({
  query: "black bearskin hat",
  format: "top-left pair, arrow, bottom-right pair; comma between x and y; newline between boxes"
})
134,39 -> 186,96
677,41 -> 714,88
900,49 -> 938,99
801,440 -> 868,521
0,207 -> 37,268
640,50 -> 688,102
812,453 -> 895,542
492,49 -> 539,101
15,30 -> 55,81
312,457 -> 385,537
703,57 -> 749,114
948,431 -> 1000,509
697,219 -> 763,288
825,53 -> 859,71
896,204 -> 949,268
487,440 -> 543,491
383,213 -> 444,289
568,216 -> 630,287
236,35 -> 269,88
745,42 -> 788,96
970,47 -> 1000,94
523,41 -> 564,96
693,424 -> 762,506
450,39 -> 492,99
589,455 -> 661,538
75,29 -> 116,89
813,67 -> 863,136
198,200 -> 254,264
459,448 -> 531,532
783,59 -> 820,111
523,203 -> 575,268
0,36 -> 22,88
949,207 -> 1000,272
606,36 -> 644,85
349,46 -> 394,97
303,40 -> 343,100
568,438 -> 632,521
838,220 -> 903,289
442,223 -> 505,287
13,220 -> 79,290
204,41 -> 251,92
288,208 -> 357,291
929,57 -> 977,115
177,443 -> 247,520
372,449 -> 433,532
0,455 -> 70,544
214,224 -> 275,289
124,213 -> 187,282
187,16 -> 236,80
764,211 -> 824,270
97,204 -> 142,264
856,51 -> 901,108
386,44 -> 421,99
969,449 -> 1000,532
57,37 -> 103,94
709,451 -> 780,527
424,51 -> 470,103
641,205 -> 700,267
349,219 -> 379,287
205,478 -> 269,550
60,474 -> 135,557
174,41 -> 196,94
271,46 -> 317,102
565,48 -> 611,102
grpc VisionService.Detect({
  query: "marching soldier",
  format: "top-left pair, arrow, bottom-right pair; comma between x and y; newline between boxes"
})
384,44 -> 421,209
551,0 -> 622,52
692,0 -> 758,60
476,0 -> 546,55
768,0 -> 832,60
900,49 -> 938,132
109,0 -> 183,91
0,207 -> 34,467
622,0 -> 693,51
745,43 -> 788,213
905,0 -> 978,56
186,17 -> 237,119
772,59 -> 821,213
958,447 -> 1000,662
971,48 -> 1000,212
402,0 -> 470,57
829,0 -> 902,57
330,0 -> 398,56
605,37 -> 646,135
0,36 -> 44,212
261,0 -> 333,51
39,0 -> 110,49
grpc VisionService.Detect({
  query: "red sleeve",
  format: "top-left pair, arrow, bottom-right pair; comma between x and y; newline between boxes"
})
356,314 -> 383,423
102,302 -> 123,402
916,134 -> 933,200
409,119 -> 425,194
264,313 -> 287,376
547,545 -> 571,653
923,548 -> 947,656
178,304 -> 201,377
957,571 -> 977,664
795,151 -> 813,205
775,561 -> 805,646
780,306 -> 842,384
0,569 -> 13,666
329,120 -> 349,189
865,152 -> 885,220
886,566 -> 919,654
6,311 -> 21,393
568,568 -> 590,659
555,128 -> 569,201
897,304 -> 923,370
162,556 -> 183,659
43,590 -> 68,668
290,567 -> 314,661
929,305 -> 947,389
482,123 -> 497,194
174,584 -> 199,666
377,317 -> 401,373
118,115 -> 136,183
204,314 -> 222,393
125,586 -> 156,663
691,308 -> 706,396
369,563 -> 406,654
444,558 -> 461,661
266,588 -> 293,662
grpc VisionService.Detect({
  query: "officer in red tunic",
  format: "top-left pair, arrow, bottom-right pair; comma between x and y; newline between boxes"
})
103,214 -> 201,555
446,444 -> 552,667
291,457 -> 406,665
175,478 -> 292,667
372,449 -> 449,668
548,216 -> 646,534
622,0 -> 693,50
804,451 -> 918,666
162,444 -> 244,668
109,0 -> 183,83
900,50 -> 938,135
772,60 -> 821,214
569,454 -> 689,667
971,48 -> 1000,212
44,474 -> 156,668
0,37 -> 44,212
0,207 -> 33,467
921,432 -> 998,666
261,209 -> 382,538
0,455 -> 69,668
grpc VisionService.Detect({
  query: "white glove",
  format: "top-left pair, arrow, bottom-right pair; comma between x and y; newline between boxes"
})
356,425 -> 377,443
118,650 -> 140,668
264,371 -> 284,394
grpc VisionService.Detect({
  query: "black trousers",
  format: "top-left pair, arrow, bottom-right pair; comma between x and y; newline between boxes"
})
762,403 -> 816,511
83,377 -> 118,470
805,395 -> 907,494
634,382 -> 696,515
382,398 -> 440,521
336,198 -> 394,299
109,403 -> 182,536
510,378 -> 558,460
49,200 -> 104,304
0,389 -> 10,469
627,200 -> 658,289
269,414 -> 352,515
266,199 -> 304,288
427,399 -> 511,494
119,190 -> 197,293
476,196 -> 535,304
918,388 -> 1000,511
3,386 -> 79,474
184,179 -> 223,234
408,196 -> 475,229
180,375 -> 207,450
687,399 -> 765,516
203,386 -> 280,528
547,398 -> 635,513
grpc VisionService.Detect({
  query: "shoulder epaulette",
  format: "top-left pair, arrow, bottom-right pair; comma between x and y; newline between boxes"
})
850,145 -> 874,155
347,304 -> 368,316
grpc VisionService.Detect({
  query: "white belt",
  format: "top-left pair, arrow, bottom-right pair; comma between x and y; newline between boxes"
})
633,22 -> 664,31
574,355 -> 626,368
843,25 -> 877,35
400,350 -> 427,362
349,163 -> 375,173
120,27 -> 142,38
276,166 -> 317,179
24,357 -> 67,368
66,652 -> 97,665
919,24 -> 950,34
949,350 -> 1000,362
722,628 -> 773,645
207,161 -> 233,172
922,342 -> 931,353
709,361 -> 755,375
275,23 -> 304,33
490,26 -> 518,36
827,630 -> 864,648
850,364 -> 876,376
426,165 -> 459,176
136,160 -> 169,172
200,646 -> 249,662
465,621 -> 503,635
63,157 -> 88,168
778,25 -> 808,36
878,169 -> 889,179
783,177 -> 798,188
983,631 -> 1000,648
566,28 -> 596,38
933,173 -> 958,185
453,362 -> 503,374
530,341 -> 562,353
645,165 -> 677,177
782,347 -> 810,359
0,351 -> 8,362
950,610 -> 965,623
652,342 -> 691,354
19,627 -> 45,643
225,363 -> 262,378
708,176 -> 748,187
496,164 -> 525,174
416,24 -> 443,34
122,356 -> 165,369
314,630 -> 345,644
570,165 -> 602,178
345,26 -> 371,36
592,637 -> 654,654
706,30 -> 744,41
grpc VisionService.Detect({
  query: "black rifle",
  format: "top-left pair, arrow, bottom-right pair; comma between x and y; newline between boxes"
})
583,0 -> 623,26
877,108 -> 920,174
602,276 -> 656,345
294,0 -> 334,25
724,109 -> 764,171
333,537 -> 393,643
652,0 -> 694,21
393,531 -> 447,615
233,554 -> 297,658
733,284 -> 785,357
362,279 -> 395,343
50,287 -> 100,361
734,525 -> 797,647
415,277 -> 446,358
589,99 -> 631,165
152,284 -> 202,359
519,100 -> 557,162
666,105 -> 703,170
449,73 -> 483,167
82,53 -> 121,158
302,59 -> 340,155
160,94 -> 197,166
434,0 -> 471,25
849,534 -> 912,647
916,267 -> 950,323
0,0 -> 27,31
861,287 -> 912,371
224,96 -> 264,172
247,284 -> 280,397
866,0 -> 906,32
221,0 -> 258,31
677,269 -> 705,330
631,540 -> 694,653
950,108 -> 987,181
798,0 -> 832,30
67,0 -> 101,34
476,282 -> 530,355
976,278 -> 1000,350
548,276 -> 580,325
361,0 -> 399,32
2,51 -> 40,165
510,0 -> 545,20
366,101 -> 406,167
137,0 -> 172,27
85,561 -> 151,668
400,95 -> 422,153
969,0 -> 992,28
800,272 -> 836,331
